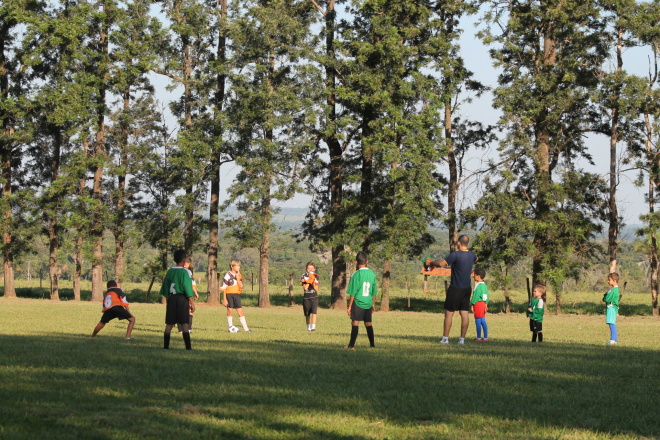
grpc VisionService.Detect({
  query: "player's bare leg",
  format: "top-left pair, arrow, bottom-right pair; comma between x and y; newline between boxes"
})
125,316 -> 135,339
91,322 -> 105,338
459,310 -> 469,338
443,310 -> 454,337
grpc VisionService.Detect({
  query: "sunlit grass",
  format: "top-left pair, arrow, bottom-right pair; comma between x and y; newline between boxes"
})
0,298 -> 658,439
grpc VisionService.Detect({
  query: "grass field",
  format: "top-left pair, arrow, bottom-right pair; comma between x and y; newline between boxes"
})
0,296 -> 658,439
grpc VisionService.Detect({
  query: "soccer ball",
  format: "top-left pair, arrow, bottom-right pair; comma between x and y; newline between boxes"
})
229,325 -> 240,333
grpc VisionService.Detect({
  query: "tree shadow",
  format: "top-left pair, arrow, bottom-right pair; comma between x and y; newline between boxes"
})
0,333 -> 657,439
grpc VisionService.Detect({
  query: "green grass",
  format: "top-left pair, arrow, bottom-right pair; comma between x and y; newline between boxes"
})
0,298 -> 658,439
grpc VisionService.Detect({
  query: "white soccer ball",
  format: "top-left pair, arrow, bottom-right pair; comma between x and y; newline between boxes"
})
229,325 -> 240,333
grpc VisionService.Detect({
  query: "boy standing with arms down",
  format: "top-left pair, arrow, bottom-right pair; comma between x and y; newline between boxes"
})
603,273 -> 620,345
160,249 -> 195,350
345,252 -> 377,349
471,268 -> 489,341
92,280 -> 135,339
301,262 -> 320,331
527,284 -> 545,342
425,235 -> 477,345
221,259 -> 251,333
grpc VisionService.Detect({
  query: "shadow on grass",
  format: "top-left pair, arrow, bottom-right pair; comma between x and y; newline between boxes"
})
0,333 -> 658,439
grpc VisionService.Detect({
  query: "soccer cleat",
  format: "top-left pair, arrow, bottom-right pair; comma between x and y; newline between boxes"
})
474,339 -> 482,342
483,338 -> 489,342
607,340 -> 617,345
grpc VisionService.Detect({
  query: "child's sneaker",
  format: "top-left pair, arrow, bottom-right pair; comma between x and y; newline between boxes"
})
607,340 -> 617,345
474,338 -> 482,342
440,337 -> 449,344
458,338 -> 465,345
483,338 -> 489,342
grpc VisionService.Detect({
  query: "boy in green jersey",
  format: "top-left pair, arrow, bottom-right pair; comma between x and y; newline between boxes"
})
160,249 -> 195,350
345,252 -> 377,349
603,273 -> 620,345
527,284 -> 545,342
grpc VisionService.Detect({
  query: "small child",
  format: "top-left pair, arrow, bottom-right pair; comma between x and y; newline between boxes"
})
221,259 -> 251,333
603,272 -> 620,345
345,252 -> 377,349
300,261 -> 319,331
178,257 -> 199,333
92,280 -> 135,339
471,268 -> 489,341
527,284 -> 545,342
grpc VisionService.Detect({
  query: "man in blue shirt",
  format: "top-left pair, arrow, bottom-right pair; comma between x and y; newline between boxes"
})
425,235 -> 477,345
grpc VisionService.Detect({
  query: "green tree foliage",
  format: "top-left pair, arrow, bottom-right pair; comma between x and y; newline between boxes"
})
481,0 -> 610,312
222,0 -> 318,307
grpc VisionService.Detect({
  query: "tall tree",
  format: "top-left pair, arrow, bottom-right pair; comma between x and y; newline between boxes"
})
224,0 -> 318,307
482,0 -> 610,311
0,1 -> 36,298
107,0 -> 163,287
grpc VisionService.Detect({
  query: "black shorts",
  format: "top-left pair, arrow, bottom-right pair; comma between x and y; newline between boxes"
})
444,286 -> 471,312
226,294 -> 242,309
530,319 -> 543,332
303,294 -> 318,316
351,305 -> 373,322
101,306 -> 133,324
166,294 -> 190,325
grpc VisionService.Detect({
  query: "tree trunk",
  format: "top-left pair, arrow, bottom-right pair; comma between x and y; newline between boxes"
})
446,96 -> 458,253
48,128 -> 62,301
380,258 -> 391,312
258,194 -> 271,308
647,112 -> 660,317
0,22 -> 15,299
503,265 -> 511,313
608,26 -> 623,275
91,2 -> 108,302
207,0 -> 227,306
114,86 -> 130,288
73,137 -> 88,301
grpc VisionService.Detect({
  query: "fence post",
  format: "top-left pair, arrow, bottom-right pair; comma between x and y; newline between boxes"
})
288,272 -> 295,306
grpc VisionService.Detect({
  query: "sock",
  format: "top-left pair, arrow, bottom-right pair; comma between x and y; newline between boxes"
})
311,324 -> 316,330
164,332 -> 171,349
307,324 -> 311,330
189,315 -> 193,330
532,332 -> 537,342
239,316 -> 249,331
609,324 -> 617,342
482,320 -> 488,339
227,316 -> 233,329
475,318 -> 482,339
538,332 -> 543,342
366,326 -> 375,347
182,331 -> 192,350
348,325 -> 359,348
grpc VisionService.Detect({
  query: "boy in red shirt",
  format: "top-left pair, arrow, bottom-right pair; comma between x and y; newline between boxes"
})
470,268 -> 489,341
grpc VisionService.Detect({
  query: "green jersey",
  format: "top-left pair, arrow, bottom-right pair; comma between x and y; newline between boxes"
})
603,286 -> 619,313
347,267 -> 377,309
160,267 -> 194,298
528,297 -> 545,322
470,282 -> 489,305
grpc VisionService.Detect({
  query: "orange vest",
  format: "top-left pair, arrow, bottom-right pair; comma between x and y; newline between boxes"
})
223,272 -> 243,294
103,288 -> 129,312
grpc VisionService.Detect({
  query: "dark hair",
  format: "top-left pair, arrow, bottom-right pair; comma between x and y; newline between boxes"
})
458,235 -> 469,246
173,249 -> 187,264
356,252 -> 368,266
306,261 -> 316,270
107,280 -> 117,288
474,268 -> 486,279
608,272 -> 619,282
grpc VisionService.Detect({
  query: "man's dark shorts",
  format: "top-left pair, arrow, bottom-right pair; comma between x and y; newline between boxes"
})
530,319 -> 543,332
303,292 -> 318,316
226,294 -> 242,309
166,294 -> 190,325
351,304 -> 373,322
444,286 -> 472,312
101,306 -> 133,324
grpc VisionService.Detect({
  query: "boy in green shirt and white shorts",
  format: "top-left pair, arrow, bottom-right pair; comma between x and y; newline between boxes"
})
345,252 -> 377,349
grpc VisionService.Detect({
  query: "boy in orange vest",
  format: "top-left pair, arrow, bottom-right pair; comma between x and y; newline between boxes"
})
92,280 -> 136,339
221,259 -> 251,333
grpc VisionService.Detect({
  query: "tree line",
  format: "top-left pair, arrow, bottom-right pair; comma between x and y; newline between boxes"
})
1,0 -> 659,316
